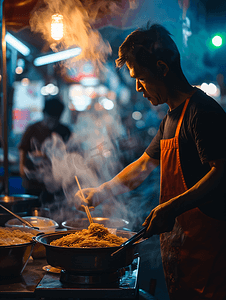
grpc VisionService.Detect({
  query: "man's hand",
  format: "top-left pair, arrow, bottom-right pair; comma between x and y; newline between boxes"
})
142,201 -> 176,238
74,187 -> 106,211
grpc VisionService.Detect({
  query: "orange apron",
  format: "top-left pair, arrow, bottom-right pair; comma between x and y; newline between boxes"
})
160,98 -> 226,300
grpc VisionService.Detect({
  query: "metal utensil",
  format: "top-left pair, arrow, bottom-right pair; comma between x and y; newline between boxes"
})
0,204 -> 39,230
75,176 -> 93,224
111,227 -> 147,258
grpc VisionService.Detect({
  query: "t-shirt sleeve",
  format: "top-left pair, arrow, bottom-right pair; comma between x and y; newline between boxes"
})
145,119 -> 165,160
192,109 -> 226,164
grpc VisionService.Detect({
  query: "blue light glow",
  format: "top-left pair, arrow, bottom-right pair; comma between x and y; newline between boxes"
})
5,33 -> 30,56
34,48 -> 82,66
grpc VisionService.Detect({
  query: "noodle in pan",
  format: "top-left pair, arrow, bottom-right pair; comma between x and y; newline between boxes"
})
0,227 -> 33,246
50,223 -> 127,248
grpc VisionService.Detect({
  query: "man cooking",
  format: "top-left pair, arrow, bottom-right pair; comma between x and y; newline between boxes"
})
74,23 -> 226,300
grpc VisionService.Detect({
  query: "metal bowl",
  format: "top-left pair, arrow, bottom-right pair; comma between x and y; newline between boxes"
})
0,227 -> 39,278
62,217 -> 130,231
5,216 -> 59,259
5,216 -> 59,233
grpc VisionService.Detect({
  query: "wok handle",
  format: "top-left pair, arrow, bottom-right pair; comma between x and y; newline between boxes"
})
111,227 -> 146,258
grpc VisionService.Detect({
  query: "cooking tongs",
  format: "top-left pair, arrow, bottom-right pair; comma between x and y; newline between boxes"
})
111,227 -> 147,258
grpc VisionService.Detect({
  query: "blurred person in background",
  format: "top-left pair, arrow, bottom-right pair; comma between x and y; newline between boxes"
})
74,23 -> 226,300
19,97 -> 71,205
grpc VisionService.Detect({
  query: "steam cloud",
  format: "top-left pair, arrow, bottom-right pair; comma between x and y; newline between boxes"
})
29,0 -> 138,70
26,105 -> 128,222
27,132 -> 160,230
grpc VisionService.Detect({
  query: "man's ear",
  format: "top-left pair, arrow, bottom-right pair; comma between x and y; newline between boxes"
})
156,60 -> 169,77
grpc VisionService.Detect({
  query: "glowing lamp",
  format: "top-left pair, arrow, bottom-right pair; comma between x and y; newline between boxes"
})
51,14 -> 64,41
5,32 -> 30,56
211,35 -> 223,47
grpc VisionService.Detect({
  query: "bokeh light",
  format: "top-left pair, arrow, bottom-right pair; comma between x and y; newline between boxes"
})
212,35 -> 223,47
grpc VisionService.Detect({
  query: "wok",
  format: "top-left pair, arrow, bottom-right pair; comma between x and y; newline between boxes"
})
35,229 -> 143,274
0,227 -> 39,278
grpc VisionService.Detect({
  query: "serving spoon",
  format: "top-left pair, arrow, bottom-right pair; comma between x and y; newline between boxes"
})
0,204 -> 39,230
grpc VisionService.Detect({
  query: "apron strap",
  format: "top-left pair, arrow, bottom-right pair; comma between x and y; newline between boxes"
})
175,98 -> 190,137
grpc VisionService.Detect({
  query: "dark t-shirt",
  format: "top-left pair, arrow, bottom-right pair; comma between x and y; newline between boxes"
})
145,89 -> 226,220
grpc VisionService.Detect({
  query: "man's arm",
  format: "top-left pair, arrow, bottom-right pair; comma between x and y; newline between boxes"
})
172,159 -> 225,215
74,152 -> 159,208
143,158 -> 226,237
100,152 -> 159,197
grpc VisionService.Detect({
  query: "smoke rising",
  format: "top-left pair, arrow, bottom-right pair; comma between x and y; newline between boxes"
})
27,131 -> 160,231
25,100 -> 160,227
29,0 -> 138,70
30,0 -> 112,70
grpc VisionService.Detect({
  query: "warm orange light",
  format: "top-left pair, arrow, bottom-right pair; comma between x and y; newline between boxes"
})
15,66 -> 23,74
51,14 -> 64,41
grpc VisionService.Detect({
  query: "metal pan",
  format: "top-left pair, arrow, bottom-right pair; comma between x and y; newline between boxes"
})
35,229 -> 143,274
0,227 -> 39,278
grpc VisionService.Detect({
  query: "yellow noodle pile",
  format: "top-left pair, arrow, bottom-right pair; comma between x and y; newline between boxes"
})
50,223 -> 127,248
0,227 -> 34,246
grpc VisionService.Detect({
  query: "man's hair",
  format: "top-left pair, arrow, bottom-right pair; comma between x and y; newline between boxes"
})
115,23 -> 181,75
43,97 -> 64,118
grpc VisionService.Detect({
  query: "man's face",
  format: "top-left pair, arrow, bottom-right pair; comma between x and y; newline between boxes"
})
126,60 -> 168,106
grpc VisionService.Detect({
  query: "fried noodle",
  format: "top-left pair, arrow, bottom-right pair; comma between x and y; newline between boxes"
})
0,227 -> 33,246
50,223 -> 127,248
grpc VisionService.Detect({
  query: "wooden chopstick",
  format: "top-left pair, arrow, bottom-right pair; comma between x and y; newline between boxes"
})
83,205 -> 93,225
75,176 -> 93,224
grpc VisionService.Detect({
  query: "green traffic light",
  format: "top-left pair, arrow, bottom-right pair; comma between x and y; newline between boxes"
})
212,35 -> 223,47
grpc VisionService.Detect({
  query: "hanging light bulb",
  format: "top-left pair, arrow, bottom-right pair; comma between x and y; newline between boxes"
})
51,14 -> 64,41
